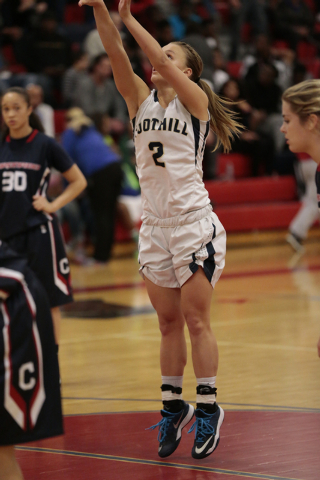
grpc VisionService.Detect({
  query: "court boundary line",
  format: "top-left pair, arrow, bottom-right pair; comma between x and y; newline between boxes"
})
62,397 -> 320,413
73,264 -> 320,294
16,446 -> 304,480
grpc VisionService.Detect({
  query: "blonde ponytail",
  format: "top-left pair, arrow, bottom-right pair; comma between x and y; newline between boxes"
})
199,79 -> 243,152
174,42 -> 243,153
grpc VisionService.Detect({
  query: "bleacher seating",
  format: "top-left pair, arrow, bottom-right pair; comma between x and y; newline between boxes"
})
1,45 -> 16,65
216,152 -> 251,178
54,110 -> 67,135
297,41 -> 318,62
205,176 -> 301,232
227,61 -> 242,79
64,4 -> 86,24
214,1 -> 230,25
206,176 -> 297,206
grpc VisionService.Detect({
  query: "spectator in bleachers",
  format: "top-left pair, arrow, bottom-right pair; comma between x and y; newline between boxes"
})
240,34 -> 295,91
61,107 -> 123,263
3,0 -> 66,25
183,22 -> 215,84
0,0 -> 46,43
196,0 -> 220,22
272,0 -> 315,52
15,10 -> 72,101
291,61 -> 311,86
83,11 -> 125,60
228,0 -> 268,60
202,17 -> 218,50
83,28 -> 106,60
168,0 -> 202,40
62,51 -> 89,107
212,48 -> 230,93
44,0 -> 66,23
118,0 -> 155,25
92,112 -> 142,247
47,171 -> 88,265
0,51 -> 11,94
122,34 -> 149,84
154,19 -> 174,47
74,53 -> 127,135
139,4 -> 166,37
154,0 -> 175,17
220,78 -> 275,176
243,61 -> 285,153
26,83 -> 55,137
0,0 -> 43,76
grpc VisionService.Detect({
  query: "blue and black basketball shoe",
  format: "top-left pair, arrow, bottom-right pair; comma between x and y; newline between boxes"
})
188,405 -> 224,459
147,401 -> 195,458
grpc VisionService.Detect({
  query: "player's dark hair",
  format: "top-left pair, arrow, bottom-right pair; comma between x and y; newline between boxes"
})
173,42 -> 243,152
1,87 -> 45,142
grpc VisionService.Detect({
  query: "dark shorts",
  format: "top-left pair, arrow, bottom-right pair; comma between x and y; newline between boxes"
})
0,248 -> 63,445
6,215 -> 73,308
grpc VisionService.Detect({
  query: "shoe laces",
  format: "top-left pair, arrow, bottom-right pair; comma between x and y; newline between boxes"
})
146,411 -> 176,443
188,416 -> 215,442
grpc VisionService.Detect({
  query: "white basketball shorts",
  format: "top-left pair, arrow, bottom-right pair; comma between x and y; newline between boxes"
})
138,205 -> 226,288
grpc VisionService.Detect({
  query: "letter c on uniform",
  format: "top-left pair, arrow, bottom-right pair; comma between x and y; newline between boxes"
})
19,362 -> 36,391
59,258 -> 70,274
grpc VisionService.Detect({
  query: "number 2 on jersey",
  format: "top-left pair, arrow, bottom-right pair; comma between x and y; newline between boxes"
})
149,142 -> 165,168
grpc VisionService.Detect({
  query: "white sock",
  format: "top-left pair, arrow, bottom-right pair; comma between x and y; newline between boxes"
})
196,376 -> 216,404
161,376 -> 183,401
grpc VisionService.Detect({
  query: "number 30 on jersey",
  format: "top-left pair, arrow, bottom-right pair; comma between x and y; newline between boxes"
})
2,171 -> 27,192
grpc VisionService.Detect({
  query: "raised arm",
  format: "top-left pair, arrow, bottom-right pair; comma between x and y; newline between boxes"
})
118,0 -> 208,120
78,0 -> 150,118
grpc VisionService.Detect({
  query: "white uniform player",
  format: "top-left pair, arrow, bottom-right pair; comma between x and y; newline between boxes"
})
133,90 -> 226,289
79,0 -> 242,462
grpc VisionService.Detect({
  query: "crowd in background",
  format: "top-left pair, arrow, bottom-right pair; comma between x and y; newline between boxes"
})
1,0 -> 320,261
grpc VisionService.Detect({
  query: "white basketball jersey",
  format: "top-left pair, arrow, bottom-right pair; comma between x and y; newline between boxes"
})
132,90 -> 211,220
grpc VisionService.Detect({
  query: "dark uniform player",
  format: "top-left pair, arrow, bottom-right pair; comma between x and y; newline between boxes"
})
0,241 -> 63,480
0,87 -> 87,344
0,129 -> 74,307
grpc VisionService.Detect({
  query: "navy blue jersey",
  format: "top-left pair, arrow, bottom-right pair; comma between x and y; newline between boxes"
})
0,130 -> 74,240
316,164 -> 320,212
0,241 -> 63,445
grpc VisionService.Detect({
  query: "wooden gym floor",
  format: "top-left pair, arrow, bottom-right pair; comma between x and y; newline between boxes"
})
16,229 -> 320,480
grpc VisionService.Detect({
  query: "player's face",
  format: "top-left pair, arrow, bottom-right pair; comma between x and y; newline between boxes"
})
151,43 -> 190,84
1,92 -> 32,133
280,100 -> 311,153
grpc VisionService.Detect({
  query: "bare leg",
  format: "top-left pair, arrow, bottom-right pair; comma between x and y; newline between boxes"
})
144,277 -> 187,376
181,268 -> 218,378
50,306 -> 61,345
0,446 -> 24,480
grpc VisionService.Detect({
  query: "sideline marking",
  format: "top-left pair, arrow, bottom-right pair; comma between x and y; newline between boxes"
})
62,398 -> 320,413
16,446 -> 303,480
73,265 -> 320,294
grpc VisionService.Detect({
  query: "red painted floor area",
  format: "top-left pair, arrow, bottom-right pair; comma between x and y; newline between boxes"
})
16,411 -> 320,480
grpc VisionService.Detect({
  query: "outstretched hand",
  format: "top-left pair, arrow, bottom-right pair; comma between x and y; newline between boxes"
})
118,0 -> 132,20
78,0 -> 104,7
